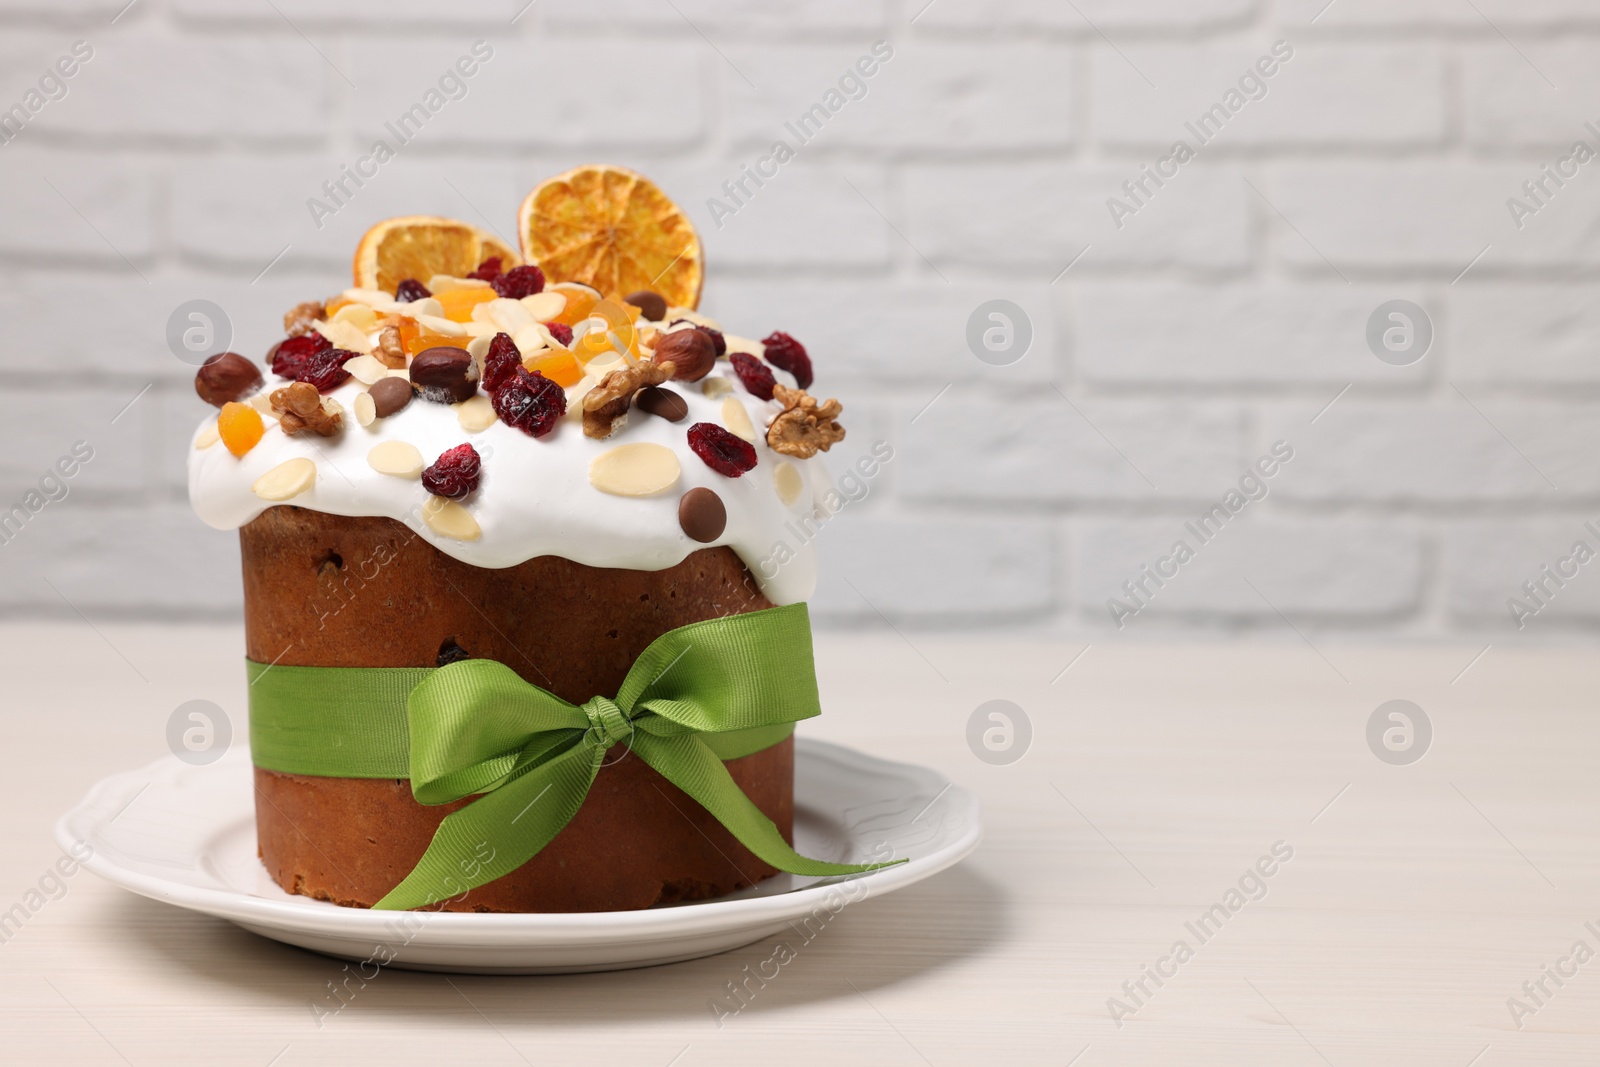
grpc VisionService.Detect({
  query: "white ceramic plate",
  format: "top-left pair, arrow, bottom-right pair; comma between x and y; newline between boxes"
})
55,739 -> 981,974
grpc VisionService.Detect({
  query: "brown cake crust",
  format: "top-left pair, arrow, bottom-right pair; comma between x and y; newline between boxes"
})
241,505 -> 792,912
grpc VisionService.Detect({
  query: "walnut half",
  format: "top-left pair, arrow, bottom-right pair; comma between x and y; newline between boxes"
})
767,384 -> 844,458
581,360 -> 676,439
270,381 -> 343,436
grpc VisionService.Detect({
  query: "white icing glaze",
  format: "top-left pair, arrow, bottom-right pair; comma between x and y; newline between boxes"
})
188,352 -> 826,605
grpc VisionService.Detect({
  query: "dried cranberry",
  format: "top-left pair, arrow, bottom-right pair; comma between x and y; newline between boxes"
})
395,279 -> 430,303
422,443 -> 482,500
301,347 -> 361,392
493,368 -> 566,438
482,332 -> 522,394
729,352 -> 776,401
492,264 -> 546,300
687,422 -> 757,478
762,331 -> 812,390
269,332 -> 331,380
467,257 -> 503,281
543,321 -> 573,347
672,320 -> 725,357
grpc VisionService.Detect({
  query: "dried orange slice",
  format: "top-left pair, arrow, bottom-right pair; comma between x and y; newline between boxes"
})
353,216 -> 519,296
517,165 -> 703,311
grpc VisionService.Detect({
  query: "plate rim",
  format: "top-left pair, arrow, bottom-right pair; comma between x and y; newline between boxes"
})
55,737 -> 982,945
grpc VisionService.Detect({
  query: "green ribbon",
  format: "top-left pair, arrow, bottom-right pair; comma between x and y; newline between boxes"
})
247,604 -> 899,911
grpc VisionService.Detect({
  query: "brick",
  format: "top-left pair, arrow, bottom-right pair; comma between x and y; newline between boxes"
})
1462,44 -> 1600,150
690,158 -> 894,270
1443,519 -> 1600,628
170,154 -> 523,270
173,0 -> 509,23
1075,517 -> 1423,622
906,164 -> 1251,269
0,148 -> 155,261
1262,164 -> 1600,272
1274,0 -> 1600,27
1094,42 -> 1445,150
0,502 -> 241,613
0,386 -> 153,499
898,400 -> 1246,503
918,0 -> 1255,32
706,279 -> 1058,384
543,0 -> 888,32
1450,285 -> 1600,385
344,39 -> 703,148
1072,282 -> 1433,387
1266,403 -> 1600,503
36,30 -> 326,140
0,269 -> 322,382
810,515 -> 1054,620
726,41 -> 1072,153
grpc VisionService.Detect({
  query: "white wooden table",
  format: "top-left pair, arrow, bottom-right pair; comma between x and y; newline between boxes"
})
4,622 -> 1598,1065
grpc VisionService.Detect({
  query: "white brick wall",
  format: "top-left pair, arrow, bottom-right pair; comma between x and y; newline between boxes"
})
0,0 -> 1596,644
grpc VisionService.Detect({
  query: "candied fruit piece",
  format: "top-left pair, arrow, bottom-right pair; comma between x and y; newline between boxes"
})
761,331 -> 812,390
526,351 -> 583,388
687,422 -> 757,477
729,352 -> 776,401
549,283 -> 600,327
395,279 -> 430,303
492,264 -> 545,300
404,327 -> 470,357
422,443 -> 482,499
218,401 -> 265,457
436,286 -> 498,323
493,368 -> 566,438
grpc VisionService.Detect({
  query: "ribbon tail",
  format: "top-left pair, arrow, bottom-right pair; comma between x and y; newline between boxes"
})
372,741 -> 600,911
635,734 -> 904,879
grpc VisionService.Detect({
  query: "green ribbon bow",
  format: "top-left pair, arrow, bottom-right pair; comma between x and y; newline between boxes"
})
246,604 -> 899,911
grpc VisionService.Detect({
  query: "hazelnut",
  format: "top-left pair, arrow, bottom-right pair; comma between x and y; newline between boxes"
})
652,328 -> 715,383
194,352 -> 263,408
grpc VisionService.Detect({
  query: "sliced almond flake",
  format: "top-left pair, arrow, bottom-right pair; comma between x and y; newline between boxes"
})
427,275 -> 491,293
343,287 -> 395,307
701,376 -> 734,399
354,391 -> 377,428
722,333 -> 764,357
486,297 -> 535,335
367,440 -> 423,478
194,421 -> 221,450
461,321 -> 498,339
666,308 -> 722,331
773,461 -> 804,506
422,495 -> 480,540
512,324 -> 548,357
466,334 -> 492,362
252,457 -> 316,501
721,397 -> 756,442
413,314 -> 467,337
315,317 -> 375,354
248,394 -> 280,420
407,297 -> 445,319
456,395 -> 497,433
344,354 -> 389,385
330,303 -> 379,330
521,291 -> 565,321
588,443 -> 681,497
